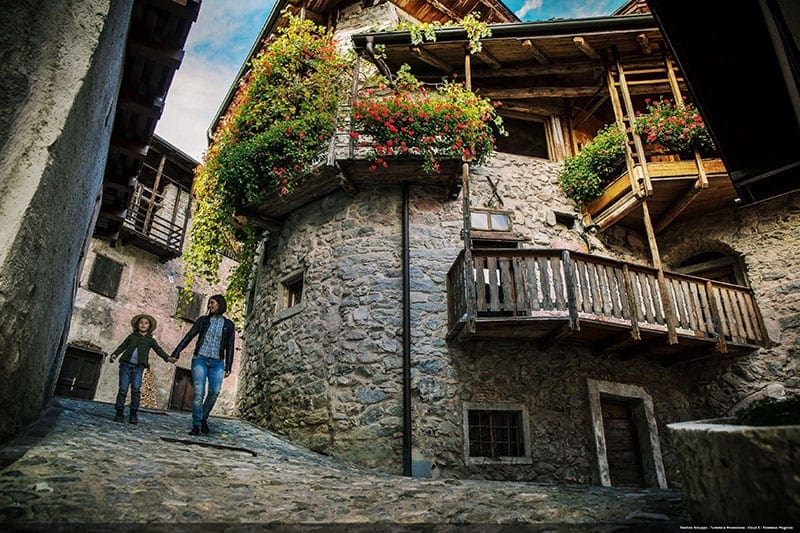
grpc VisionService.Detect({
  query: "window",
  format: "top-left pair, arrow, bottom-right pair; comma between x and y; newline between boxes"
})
471,210 -> 512,232
86,255 -> 124,299
676,251 -> 747,286
175,289 -> 205,322
463,402 -> 531,464
494,116 -> 549,159
282,272 -> 304,309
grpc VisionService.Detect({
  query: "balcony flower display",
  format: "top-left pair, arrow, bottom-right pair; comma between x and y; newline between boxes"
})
184,14 -> 349,309
634,97 -> 715,154
350,67 -> 504,175
558,123 -> 626,204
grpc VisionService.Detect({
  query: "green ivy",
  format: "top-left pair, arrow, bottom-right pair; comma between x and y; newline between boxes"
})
558,123 -> 626,205
184,13 -> 349,313
391,12 -> 491,53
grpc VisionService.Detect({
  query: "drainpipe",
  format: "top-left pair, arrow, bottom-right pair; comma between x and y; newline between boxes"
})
401,180 -> 412,476
365,36 -> 394,82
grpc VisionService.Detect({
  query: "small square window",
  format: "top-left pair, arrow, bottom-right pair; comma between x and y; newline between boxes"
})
471,210 -> 512,232
86,255 -> 124,299
463,402 -> 531,464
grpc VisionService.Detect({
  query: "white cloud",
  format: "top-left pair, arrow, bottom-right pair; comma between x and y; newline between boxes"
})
155,56 -> 238,161
515,0 -> 544,20
154,0 -> 272,161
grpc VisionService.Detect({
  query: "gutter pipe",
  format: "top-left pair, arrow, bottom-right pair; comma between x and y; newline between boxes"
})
401,180 -> 412,476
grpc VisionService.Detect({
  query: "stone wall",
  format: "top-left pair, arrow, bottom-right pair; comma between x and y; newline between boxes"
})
0,0 -> 133,442
68,239 -> 242,416
657,191 -> 800,415
239,151 -> 700,485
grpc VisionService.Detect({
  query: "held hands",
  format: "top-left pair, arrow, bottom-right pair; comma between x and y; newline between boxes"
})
167,356 -> 178,364
109,355 -> 117,363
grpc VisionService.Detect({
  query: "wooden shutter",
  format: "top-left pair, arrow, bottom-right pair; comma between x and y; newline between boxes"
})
86,255 -> 124,299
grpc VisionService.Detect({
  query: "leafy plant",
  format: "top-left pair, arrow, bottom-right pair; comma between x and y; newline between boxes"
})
350,66 -> 504,175
184,13 -> 349,311
558,123 -> 626,204
735,396 -> 800,426
634,97 -> 714,153
391,12 -> 491,53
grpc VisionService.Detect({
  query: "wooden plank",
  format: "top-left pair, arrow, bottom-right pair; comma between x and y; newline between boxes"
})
499,257 -> 514,312
697,281 -> 714,334
513,257 -> 528,312
601,265 -> 615,316
475,256 -> 487,312
562,250 -> 580,331
646,158 -> 727,178
707,282 -> 728,353
411,46 -> 452,74
615,267 -> 629,319
736,291 -> 756,341
551,256 -> 566,309
525,257 -> 541,311
520,39 -> 550,64
573,260 -> 588,312
623,265 -> 641,340
573,36 -> 600,60
637,272 -> 655,324
688,280 -> 705,334
538,256 -> 553,310
651,273 -> 665,324
587,261 -> 602,314
487,256 -> 500,312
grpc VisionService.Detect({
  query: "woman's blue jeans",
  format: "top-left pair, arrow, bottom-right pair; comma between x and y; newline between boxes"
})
191,356 -> 224,427
115,362 -> 145,411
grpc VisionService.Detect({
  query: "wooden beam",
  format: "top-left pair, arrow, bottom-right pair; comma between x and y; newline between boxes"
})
592,331 -> 635,355
641,199 -> 678,345
472,60 -> 601,78
480,85 -> 601,99
636,33 -> 652,55
537,322 -> 574,351
428,0 -> 461,21
654,184 -> 702,234
497,102 -> 565,117
410,46 -> 453,74
573,37 -> 600,60
475,48 -> 502,70
520,39 -> 550,64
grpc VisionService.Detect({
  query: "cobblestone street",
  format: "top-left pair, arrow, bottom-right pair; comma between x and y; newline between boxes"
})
0,398 -> 688,530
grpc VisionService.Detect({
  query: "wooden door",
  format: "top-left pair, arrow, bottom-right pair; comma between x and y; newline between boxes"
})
55,347 -> 102,399
169,367 -> 194,411
601,398 -> 646,488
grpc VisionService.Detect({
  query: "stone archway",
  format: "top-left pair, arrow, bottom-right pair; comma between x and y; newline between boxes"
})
586,379 -> 668,489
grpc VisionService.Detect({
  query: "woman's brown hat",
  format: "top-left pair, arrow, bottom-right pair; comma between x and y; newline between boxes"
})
131,314 -> 157,333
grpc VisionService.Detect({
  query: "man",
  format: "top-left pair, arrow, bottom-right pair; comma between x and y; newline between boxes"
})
172,294 -> 235,435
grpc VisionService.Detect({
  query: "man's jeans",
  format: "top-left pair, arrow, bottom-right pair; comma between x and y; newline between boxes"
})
115,362 -> 145,411
191,356 -> 224,427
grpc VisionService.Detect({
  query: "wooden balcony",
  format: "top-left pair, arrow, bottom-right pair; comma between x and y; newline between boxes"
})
120,181 -> 190,262
447,248 -> 769,363
584,155 -> 739,234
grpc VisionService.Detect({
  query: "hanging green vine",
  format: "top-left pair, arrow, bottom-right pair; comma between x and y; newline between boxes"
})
391,12 -> 491,53
184,13 -> 350,313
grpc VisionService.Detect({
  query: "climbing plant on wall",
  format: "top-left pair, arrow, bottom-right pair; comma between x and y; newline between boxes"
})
184,13 -> 350,310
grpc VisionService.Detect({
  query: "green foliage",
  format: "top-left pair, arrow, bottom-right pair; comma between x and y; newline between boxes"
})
558,123 -> 626,204
735,396 -> 800,426
184,14 -> 349,312
350,66 -> 504,175
634,97 -> 715,153
390,12 -> 491,53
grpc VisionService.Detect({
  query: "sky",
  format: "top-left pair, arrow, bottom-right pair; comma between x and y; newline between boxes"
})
155,0 -> 627,162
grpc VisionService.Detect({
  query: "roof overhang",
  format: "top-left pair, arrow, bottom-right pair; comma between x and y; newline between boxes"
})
648,0 -> 800,204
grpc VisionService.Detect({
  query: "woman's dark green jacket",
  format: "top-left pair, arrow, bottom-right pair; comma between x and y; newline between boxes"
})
112,332 -> 170,368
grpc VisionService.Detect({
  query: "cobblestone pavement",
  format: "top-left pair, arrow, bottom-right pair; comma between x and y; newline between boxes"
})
0,398 -> 688,531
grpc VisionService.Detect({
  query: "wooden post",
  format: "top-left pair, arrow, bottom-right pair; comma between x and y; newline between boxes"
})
143,153 -> 166,235
641,200 -> 678,344
562,250 -> 580,331
706,280 -> 728,353
622,264 -> 641,340
605,68 -> 640,198
615,54 -> 652,196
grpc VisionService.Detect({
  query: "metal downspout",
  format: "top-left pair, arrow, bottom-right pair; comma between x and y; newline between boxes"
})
401,180 -> 412,476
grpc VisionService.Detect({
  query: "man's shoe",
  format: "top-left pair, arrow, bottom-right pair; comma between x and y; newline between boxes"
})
129,411 -> 138,424
201,419 -> 210,434
114,410 -> 124,423
188,426 -> 201,436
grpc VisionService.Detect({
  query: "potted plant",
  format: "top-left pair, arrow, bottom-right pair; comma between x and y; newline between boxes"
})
634,97 -> 715,156
349,66 -> 504,175
667,395 -> 800,525
557,123 -> 626,205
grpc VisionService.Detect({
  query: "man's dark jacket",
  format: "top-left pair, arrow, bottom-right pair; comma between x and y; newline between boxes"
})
172,315 -> 235,372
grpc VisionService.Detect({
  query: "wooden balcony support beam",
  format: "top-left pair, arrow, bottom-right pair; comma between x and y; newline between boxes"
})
637,33 -> 653,55
475,48 -> 502,70
537,322 -> 574,351
480,85 -> 601,99
654,184 -> 702,234
519,39 -> 550,64
411,46 -> 453,74
573,37 -> 600,60
127,41 -> 184,70
472,60 -> 601,78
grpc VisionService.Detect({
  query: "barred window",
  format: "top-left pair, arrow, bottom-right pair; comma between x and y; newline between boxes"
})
467,408 -> 527,459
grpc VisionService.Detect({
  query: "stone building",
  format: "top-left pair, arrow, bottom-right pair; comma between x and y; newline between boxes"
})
223,0 -> 797,488
61,135 -> 242,417
0,0 -> 200,442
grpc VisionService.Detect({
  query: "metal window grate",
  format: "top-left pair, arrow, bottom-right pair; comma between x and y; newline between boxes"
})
468,409 -> 525,458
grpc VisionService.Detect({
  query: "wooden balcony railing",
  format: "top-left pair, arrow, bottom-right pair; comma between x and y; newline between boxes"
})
120,181 -> 190,261
447,249 -> 769,360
